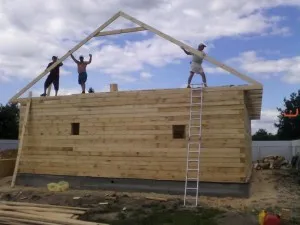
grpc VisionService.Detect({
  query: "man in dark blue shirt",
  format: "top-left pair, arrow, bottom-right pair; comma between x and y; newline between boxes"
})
41,56 -> 63,97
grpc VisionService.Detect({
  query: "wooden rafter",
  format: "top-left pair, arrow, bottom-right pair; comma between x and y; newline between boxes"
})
9,10 -> 262,103
9,11 -> 121,103
119,11 -> 263,88
95,27 -> 146,37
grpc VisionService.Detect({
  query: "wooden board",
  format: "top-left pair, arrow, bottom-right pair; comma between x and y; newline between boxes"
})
11,91 -> 32,187
0,159 -> 16,178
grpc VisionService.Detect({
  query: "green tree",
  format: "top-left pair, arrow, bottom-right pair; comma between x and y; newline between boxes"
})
275,89 -> 300,140
252,128 -> 278,141
0,103 -> 20,139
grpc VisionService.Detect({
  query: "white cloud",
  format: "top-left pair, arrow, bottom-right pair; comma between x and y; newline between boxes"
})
226,51 -> 300,83
140,72 -> 153,80
252,109 -> 279,134
100,85 -> 110,92
0,0 -> 299,91
0,72 -> 10,83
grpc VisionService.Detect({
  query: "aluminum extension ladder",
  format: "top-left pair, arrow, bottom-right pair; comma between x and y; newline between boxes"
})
183,83 -> 204,207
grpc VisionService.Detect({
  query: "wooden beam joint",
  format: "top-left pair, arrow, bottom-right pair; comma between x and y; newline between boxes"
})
95,27 -> 147,37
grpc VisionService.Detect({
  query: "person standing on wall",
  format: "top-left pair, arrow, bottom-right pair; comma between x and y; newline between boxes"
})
181,43 -> 207,88
40,56 -> 63,97
69,51 -> 92,94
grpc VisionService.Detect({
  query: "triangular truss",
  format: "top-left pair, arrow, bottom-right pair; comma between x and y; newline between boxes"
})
9,11 -> 262,103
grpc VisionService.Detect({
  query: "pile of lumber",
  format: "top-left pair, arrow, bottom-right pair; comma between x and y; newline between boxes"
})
254,155 -> 290,170
0,201 -> 108,225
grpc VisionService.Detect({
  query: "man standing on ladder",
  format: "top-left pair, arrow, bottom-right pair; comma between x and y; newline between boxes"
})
69,51 -> 92,94
181,43 -> 207,88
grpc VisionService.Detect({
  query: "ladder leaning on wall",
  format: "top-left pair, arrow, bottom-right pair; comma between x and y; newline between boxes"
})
183,83 -> 204,207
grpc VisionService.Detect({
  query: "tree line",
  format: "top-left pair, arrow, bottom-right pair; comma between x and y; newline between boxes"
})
0,89 -> 300,140
252,89 -> 300,141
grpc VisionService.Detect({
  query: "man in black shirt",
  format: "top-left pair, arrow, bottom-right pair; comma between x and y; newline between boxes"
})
41,56 -> 63,97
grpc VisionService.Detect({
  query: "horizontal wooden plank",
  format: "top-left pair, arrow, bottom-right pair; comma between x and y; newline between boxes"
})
17,88 -> 246,103
24,129 -> 246,137
23,150 -> 245,159
29,100 -> 244,110
22,141 -> 246,148
19,166 -> 246,182
28,109 -> 243,118
20,155 -> 243,164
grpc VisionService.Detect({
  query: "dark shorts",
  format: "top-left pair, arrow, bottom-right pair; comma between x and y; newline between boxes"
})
45,74 -> 59,91
78,72 -> 87,84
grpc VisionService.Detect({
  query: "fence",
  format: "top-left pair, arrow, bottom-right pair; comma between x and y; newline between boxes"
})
252,140 -> 300,162
0,139 -> 299,161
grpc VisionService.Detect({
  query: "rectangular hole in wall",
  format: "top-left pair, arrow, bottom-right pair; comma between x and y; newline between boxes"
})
172,125 -> 186,139
71,123 -> 80,135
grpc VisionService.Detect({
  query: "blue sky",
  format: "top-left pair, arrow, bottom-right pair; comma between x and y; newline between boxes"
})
1,0 -> 300,134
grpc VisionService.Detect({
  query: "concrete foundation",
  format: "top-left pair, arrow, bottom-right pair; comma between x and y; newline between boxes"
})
16,173 -> 251,198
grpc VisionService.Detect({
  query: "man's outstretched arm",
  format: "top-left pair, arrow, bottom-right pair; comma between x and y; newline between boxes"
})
181,46 -> 191,55
69,51 -> 79,63
87,54 -> 92,64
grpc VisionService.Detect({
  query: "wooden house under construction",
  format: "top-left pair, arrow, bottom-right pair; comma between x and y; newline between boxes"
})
10,11 -> 263,201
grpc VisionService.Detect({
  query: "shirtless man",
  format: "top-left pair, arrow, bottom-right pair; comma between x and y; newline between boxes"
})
69,51 -> 92,93
181,43 -> 207,88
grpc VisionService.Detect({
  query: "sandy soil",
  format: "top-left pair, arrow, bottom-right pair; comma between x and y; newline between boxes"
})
0,169 -> 299,224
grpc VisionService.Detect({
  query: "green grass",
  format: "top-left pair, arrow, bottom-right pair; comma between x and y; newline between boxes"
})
111,206 -> 223,225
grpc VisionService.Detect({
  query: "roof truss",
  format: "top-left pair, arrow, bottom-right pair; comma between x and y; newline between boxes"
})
9,11 -> 262,103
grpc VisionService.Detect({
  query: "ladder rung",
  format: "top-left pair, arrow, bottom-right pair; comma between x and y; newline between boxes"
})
186,187 -> 198,190
191,103 -> 202,105
190,134 -> 201,136
192,96 -> 201,97
188,151 -> 200,153
187,169 -> 198,171
190,125 -> 201,128
184,196 -> 198,199
188,159 -> 198,162
187,178 -> 198,180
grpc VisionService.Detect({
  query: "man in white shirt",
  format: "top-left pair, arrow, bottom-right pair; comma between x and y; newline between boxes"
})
181,43 -> 207,88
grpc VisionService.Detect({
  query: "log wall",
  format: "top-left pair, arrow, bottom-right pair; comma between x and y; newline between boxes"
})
18,88 -> 253,183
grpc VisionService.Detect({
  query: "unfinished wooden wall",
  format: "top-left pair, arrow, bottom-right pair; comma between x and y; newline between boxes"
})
18,88 -> 252,183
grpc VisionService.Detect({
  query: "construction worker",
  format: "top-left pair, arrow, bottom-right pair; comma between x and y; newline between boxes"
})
181,43 -> 207,88
69,51 -> 92,94
40,56 -> 63,97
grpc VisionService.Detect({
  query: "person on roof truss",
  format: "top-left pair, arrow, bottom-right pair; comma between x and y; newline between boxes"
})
181,43 -> 207,88
40,56 -> 63,97
69,51 -> 92,94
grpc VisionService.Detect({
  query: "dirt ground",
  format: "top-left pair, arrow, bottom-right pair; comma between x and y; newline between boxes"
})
0,169 -> 299,225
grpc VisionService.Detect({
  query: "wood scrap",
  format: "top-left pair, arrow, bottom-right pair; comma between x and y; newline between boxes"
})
145,196 -> 168,201
0,200 -> 88,210
0,201 -> 109,225
0,217 -> 58,225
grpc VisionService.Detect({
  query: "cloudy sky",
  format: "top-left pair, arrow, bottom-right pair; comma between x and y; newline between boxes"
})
1,0 -> 300,134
